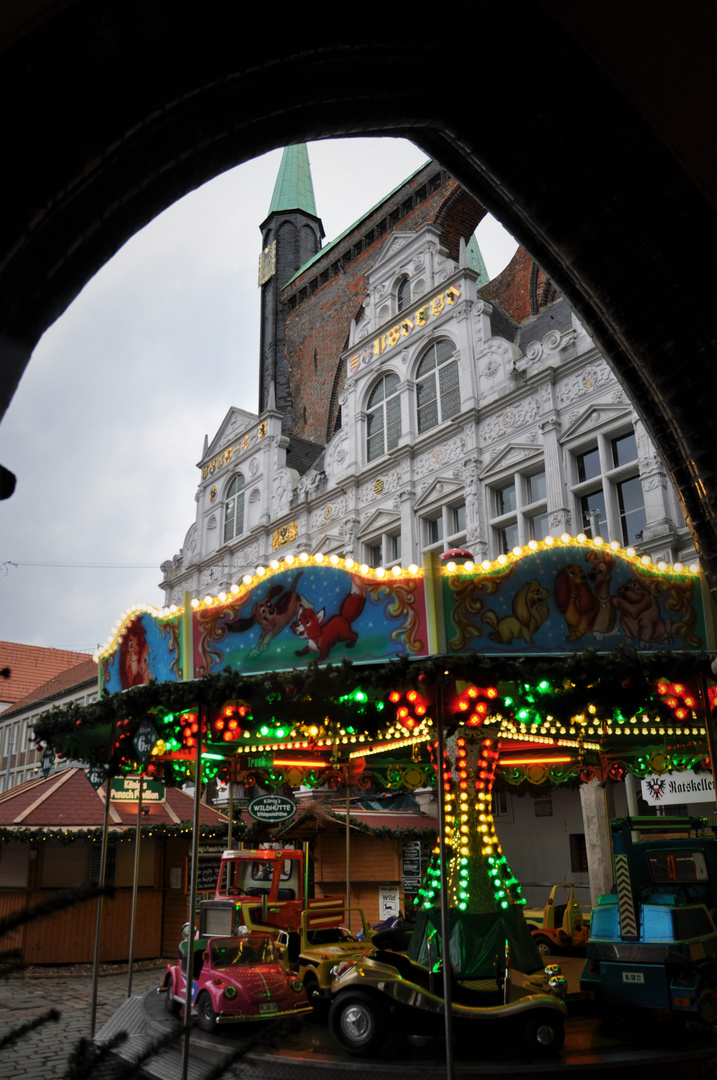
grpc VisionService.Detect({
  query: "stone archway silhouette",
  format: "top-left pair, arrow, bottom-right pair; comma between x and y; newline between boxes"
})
2,2 -> 716,597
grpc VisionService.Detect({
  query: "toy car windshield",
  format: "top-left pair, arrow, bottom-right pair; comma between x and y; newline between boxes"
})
210,936 -> 277,967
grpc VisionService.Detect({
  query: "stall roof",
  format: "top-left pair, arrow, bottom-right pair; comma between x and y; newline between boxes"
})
0,766 -> 227,831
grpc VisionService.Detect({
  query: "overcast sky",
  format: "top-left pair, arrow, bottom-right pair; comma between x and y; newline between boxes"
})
0,138 -> 518,653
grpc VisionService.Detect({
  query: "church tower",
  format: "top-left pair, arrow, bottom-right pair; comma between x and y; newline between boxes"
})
258,144 -> 324,435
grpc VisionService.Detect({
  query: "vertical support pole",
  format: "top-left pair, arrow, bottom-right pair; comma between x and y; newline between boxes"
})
90,747 -> 115,1038
181,590 -> 194,680
227,778 -> 234,851
435,681 -> 454,1080
181,714 -> 203,1080
127,774 -> 144,997
304,841 -> 310,909
345,770 -> 351,933
697,671 -> 717,812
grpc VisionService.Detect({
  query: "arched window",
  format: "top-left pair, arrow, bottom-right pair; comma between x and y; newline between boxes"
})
223,474 -> 245,543
367,373 -> 401,462
397,277 -> 411,312
416,338 -> 460,433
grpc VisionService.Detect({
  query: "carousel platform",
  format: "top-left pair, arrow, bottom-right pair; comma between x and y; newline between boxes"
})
93,957 -> 717,1080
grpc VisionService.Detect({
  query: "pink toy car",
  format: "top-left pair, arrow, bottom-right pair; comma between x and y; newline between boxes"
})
160,932 -> 311,1032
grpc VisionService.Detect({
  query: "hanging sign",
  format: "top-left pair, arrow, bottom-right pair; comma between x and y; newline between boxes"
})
402,840 -> 422,892
133,719 -> 159,764
110,776 -> 166,803
248,794 -> 296,823
86,764 -> 107,790
641,770 -> 715,806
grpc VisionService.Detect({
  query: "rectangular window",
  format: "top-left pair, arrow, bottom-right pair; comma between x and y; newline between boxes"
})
425,516 -> 443,546
527,471 -> 546,503
498,522 -> 519,554
451,504 -> 466,534
496,483 -> 516,515
580,489 -> 607,538
612,431 -> 638,468
577,447 -> 601,483
529,512 -> 550,542
389,534 -> 401,562
368,544 -> 382,569
617,475 -> 647,545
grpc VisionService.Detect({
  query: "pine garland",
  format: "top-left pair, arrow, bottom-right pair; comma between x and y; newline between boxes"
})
32,650 -> 715,779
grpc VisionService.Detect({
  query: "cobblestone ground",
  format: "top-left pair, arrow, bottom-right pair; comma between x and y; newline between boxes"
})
0,963 -> 166,1080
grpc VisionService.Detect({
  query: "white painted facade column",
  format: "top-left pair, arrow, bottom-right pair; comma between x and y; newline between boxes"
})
579,776 -> 615,904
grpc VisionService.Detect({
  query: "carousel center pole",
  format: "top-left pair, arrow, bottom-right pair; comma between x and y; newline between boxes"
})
435,680 -> 455,1080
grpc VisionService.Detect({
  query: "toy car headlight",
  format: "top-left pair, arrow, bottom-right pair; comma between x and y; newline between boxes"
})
332,961 -> 355,979
291,979 -> 303,993
548,975 -> 567,1000
224,986 -> 238,1000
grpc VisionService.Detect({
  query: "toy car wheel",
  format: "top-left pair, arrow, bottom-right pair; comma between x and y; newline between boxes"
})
533,934 -> 556,958
521,1010 -> 565,1058
196,991 -> 219,1034
304,973 -> 329,1016
329,990 -> 387,1056
163,976 -> 181,1017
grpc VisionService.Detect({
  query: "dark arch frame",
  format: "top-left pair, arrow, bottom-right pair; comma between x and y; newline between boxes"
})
1,2 -> 716,600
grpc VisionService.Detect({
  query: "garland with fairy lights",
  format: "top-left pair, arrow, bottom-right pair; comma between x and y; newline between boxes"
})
0,823 -> 230,845
32,651 -> 715,790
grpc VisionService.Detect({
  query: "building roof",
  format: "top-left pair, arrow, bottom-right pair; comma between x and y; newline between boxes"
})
0,766 -> 227,831
1,656 -> 97,720
285,159 -> 432,286
0,642 -> 91,707
268,143 -> 318,217
466,235 -> 489,286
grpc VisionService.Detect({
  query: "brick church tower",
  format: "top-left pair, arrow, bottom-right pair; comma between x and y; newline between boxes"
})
258,144 -> 324,436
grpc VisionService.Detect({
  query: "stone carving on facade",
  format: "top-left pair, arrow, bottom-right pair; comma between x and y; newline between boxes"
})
273,468 -> 295,515
550,510 -> 571,530
207,514 -> 217,530
481,399 -> 539,444
643,474 -> 668,491
325,429 -> 349,477
358,469 -> 400,504
483,355 -> 500,379
232,542 -> 260,570
556,361 -> 611,405
340,515 -> 361,555
310,495 -> 347,531
201,564 -> 222,587
296,469 -> 323,499
414,433 -> 465,479
184,524 -> 198,556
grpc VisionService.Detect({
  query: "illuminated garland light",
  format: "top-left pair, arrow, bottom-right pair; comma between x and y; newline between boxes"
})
440,533 -> 698,578
417,724 -> 524,915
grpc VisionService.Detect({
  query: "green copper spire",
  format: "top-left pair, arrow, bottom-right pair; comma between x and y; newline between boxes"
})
268,144 -> 318,217
467,234 -> 489,286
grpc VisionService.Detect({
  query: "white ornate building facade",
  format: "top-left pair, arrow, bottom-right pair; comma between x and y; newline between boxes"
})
160,231 -> 694,607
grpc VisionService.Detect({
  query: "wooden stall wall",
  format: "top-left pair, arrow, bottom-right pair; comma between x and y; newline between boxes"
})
314,832 -> 402,925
